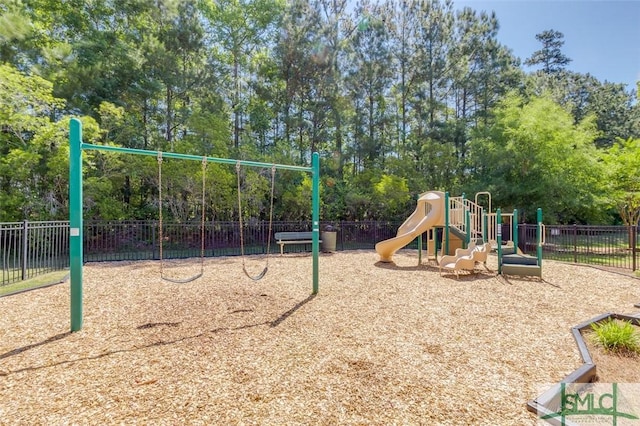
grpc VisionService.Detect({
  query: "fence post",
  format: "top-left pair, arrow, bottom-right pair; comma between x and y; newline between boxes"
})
512,209 -> 518,251
632,225 -> 637,272
152,222 -> 157,260
497,208 -> 502,274
21,220 -> 28,280
573,224 -> 578,264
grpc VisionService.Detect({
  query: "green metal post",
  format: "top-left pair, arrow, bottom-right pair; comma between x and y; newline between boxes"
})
69,118 -> 83,332
497,208 -> 502,274
537,208 -> 543,268
312,152 -> 320,294
434,229 -> 439,260
417,193 -> 422,264
512,209 -> 518,251
444,192 -> 449,255
461,193 -> 468,248
483,213 -> 488,243
465,210 -> 471,247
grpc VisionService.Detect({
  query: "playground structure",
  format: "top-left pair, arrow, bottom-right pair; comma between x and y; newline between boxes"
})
375,191 -> 483,262
375,190 -> 544,278
375,191 -> 445,263
68,118 -> 321,332
438,241 -> 491,278
497,208 -> 544,278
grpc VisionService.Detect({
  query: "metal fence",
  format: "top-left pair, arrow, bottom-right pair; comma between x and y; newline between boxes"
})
1,220 -> 403,287
2,220 -> 638,288
1,221 -> 70,286
519,224 -> 639,271
83,220 -> 404,261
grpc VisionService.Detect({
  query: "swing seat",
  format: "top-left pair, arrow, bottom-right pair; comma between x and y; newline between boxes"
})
243,266 -> 268,281
161,272 -> 203,284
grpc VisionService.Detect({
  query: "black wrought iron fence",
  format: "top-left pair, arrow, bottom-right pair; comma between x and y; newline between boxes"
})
82,220 -> 405,262
519,224 -> 639,271
3,220 -> 637,288
1,221 -> 70,286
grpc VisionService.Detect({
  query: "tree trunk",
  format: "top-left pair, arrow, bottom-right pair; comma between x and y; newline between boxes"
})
233,57 -> 240,149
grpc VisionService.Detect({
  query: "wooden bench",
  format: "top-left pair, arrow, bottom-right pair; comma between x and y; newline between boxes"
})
274,232 -> 321,255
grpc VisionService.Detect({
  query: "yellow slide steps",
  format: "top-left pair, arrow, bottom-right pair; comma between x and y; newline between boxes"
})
439,242 -> 491,279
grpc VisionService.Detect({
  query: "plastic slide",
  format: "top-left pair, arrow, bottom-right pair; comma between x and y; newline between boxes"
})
375,191 -> 445,262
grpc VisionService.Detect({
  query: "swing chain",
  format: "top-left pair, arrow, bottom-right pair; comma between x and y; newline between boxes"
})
156,151 -> 206,283
200,157 -> 207,264
236,161 -> 276,281
157,152 -> 164,276
236,161 -> 245,261
265,165 -> 276,260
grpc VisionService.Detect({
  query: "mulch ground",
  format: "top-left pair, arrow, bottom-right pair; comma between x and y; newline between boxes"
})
1,250 -> 639,425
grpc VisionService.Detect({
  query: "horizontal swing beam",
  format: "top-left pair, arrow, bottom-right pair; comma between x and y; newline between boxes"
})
81,143 -> 313,173
70,118 -> 320,333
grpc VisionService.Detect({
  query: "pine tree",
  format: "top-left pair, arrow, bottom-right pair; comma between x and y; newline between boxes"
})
525,29 -> 572,74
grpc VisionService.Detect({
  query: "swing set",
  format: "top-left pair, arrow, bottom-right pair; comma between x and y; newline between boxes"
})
69,118 -> 320,332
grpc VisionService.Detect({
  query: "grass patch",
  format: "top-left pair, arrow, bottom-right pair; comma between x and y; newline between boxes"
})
590,318 -> 640,356
0,270 -> 69,297
544,251 -> 634,268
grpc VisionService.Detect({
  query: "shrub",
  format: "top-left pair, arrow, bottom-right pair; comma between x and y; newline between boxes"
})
590,318 -> 640,355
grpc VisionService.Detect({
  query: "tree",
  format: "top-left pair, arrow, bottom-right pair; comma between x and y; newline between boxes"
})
273,0 -> 322,161
600,138 -> 640,226
466,92 -> 606,223
0,64 -> 65,220
345,0 -> 394,170
525,29 -> 572,74
386,0 -> 417,157
525,71 -> 639,147
0,0 -> 33,66
202,0 -> 284,151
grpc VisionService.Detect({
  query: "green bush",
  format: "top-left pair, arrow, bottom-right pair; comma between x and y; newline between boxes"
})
590,318 -> 640,355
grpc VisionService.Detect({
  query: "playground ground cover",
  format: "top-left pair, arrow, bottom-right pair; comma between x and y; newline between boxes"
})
1,251 -> 639,425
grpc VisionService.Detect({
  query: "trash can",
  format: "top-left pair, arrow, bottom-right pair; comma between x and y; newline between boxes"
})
321,226 -> 337,253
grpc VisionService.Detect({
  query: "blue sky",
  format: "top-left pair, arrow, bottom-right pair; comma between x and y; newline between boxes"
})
454,0 -> 640,91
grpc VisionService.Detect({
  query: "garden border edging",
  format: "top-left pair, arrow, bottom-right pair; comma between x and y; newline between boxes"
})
527,312 -> 640,424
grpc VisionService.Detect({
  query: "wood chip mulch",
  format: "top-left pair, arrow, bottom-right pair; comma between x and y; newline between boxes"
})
1,251 -> 639,425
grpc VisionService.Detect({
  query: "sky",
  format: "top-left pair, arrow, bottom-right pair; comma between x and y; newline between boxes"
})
454,0 -> 640,91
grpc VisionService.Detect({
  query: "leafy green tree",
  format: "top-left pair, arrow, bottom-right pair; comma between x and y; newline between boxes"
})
273,0 -> 343,163
467,92 -> 606,223
587,82 -> 639,147
201,0 -> 284,150
0,64 -> 66,220
410,0 -> 454,135
386,0 -> 419,157
600,138 -> 640,226
0,0 -> 33,65
526,71 -> 639,147
371,174 -> 411,220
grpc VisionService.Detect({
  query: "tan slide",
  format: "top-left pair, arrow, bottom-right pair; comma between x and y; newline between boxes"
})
375,191 -> 445,262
